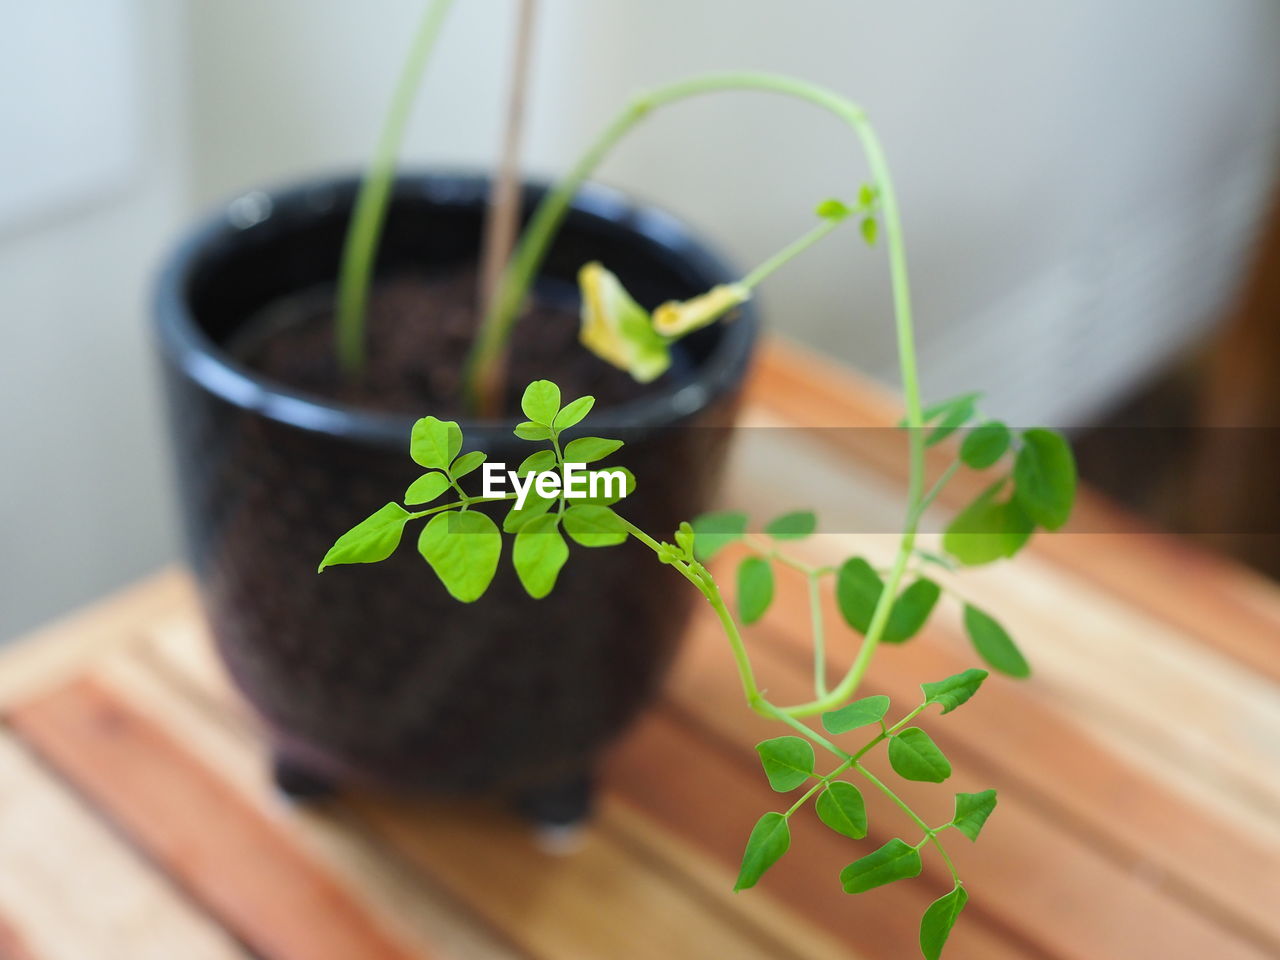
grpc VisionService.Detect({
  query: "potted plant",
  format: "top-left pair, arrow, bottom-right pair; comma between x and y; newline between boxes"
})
158,4 -> 1077,953
154,2 -> 767,818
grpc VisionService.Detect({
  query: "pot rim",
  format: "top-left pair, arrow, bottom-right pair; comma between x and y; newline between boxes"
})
154,169 -> 759,449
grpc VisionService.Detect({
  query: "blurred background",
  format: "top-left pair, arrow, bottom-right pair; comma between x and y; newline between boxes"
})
3,0 -> 1280,641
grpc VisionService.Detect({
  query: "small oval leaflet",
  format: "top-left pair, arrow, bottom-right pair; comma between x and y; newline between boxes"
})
417,510 -> 502,603
1013,428 -> 1077,530
821,694 -> 890,735
816,781 -> 867,840
960,420 -> 1011,469
690,511 -> 748,561
840,838 -> 922,894
318,503 -> 411,571
520,379 -> 561,425
404,472 -> 450,506
512,514 -> 569,599
963,605 -> 1030,678
411,416 -> 462,470
921,668 -> 988,714
755,736 -> 815,792
888,727 -> 952,783
920,885 -> 968,960
765,510 -> 816,541
562,504 -> 627,547
737,556 -> 775,625
734,812 -> 790,891
952,789 -> 997,842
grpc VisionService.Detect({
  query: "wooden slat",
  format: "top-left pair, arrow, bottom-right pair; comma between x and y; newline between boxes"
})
721,416 -> 1280,831
102,646 -> 523,960
0,569 -> 192,709
672,582 -> 1280,957
746,338 -> 1280,685
0,732 -> 248,960
6,679 -> 424,960
137,613 -> 860,960
659,609 -> 1272,960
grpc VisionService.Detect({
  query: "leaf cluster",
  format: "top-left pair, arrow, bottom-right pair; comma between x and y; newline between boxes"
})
319,381 -> 632,601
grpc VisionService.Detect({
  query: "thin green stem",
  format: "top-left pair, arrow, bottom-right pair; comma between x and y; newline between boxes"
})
619,517 -> 763,705
856,762 -> 959,883
462,71 -> 925,446
760,703 -> 849,760
405,492 -> 516,521
741,217 -> 843,289
911,460 -> 960,524
785,757 -> 854,816
334,0 -> 454,380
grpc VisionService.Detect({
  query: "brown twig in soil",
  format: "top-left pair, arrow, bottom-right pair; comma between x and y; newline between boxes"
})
476,0 -> 540,417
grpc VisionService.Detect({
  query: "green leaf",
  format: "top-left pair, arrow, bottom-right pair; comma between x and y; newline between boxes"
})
883,578 -> 941,644
764,510 -> 816,541
822,695 -> 890,734
943,481 -> 1033,566
674,521 -> 695,557
926,396 -> 977,447
920,885 -> 968,960
737,556 -> 774,625
517,450 -> 557,477
502,493 -> 555,533
835,557 -> 881,633
691,511 -> 748,561
318,503 -> 411,571
888,727 -> 952,783
755,736 -> 815,792
840,838 -> 922,894
921,669 -> 989,714
512,514 -> 569,599
1013,428 -> 1077,530
952,789 -> 997,842
410,417 -> 462,470
520,380 -> 561,426
961,420 -> 1011,469
858,183 -> 877,208
734,813 -> 790,891
860,216 -> 878,246
514,421 -> 552,441
416,510 -> 502,603
404,473 -> 450,506
920,393 -> 981,425
963,605 -> 1030,678
449,450 -> 487,480
815,197 -> 852,221
578,467 -> 635,506
554,395 -> 595,430
562,504 -> 627,547
563,436 -> 623,464
815,781 -> 867,840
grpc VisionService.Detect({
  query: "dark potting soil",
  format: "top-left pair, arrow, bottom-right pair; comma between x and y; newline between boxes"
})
228,269 -> 651,418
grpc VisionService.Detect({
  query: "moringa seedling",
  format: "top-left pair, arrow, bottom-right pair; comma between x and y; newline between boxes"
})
327,30 -> 1078,954
322,378 -> 1076,960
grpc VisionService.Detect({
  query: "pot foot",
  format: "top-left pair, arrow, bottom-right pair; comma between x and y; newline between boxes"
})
271,755 -> 338,803
513,774 -> 594,829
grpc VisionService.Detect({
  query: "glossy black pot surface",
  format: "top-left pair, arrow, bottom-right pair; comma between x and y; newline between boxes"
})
154,173 -> 758,799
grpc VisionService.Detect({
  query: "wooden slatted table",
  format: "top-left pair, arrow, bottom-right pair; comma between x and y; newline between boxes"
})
1,340 -> 1277,960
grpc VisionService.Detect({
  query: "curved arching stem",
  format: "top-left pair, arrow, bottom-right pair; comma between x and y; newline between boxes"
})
463,73 -> 926,716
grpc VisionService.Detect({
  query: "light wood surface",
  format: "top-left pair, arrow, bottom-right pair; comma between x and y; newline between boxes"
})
1,339 -> 1277,960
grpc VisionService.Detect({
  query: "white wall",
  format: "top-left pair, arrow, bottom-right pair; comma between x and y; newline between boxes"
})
0,0 -> 188,641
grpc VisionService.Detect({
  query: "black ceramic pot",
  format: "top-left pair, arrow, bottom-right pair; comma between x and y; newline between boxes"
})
154,173 -> 757,818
